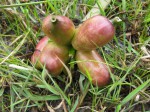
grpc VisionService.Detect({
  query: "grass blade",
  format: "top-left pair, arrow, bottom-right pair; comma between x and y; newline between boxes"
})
116,79 -> 150,111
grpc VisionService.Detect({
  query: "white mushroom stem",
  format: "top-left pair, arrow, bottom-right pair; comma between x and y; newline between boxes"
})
110,16 -> 122,23
83,0 -> 111,21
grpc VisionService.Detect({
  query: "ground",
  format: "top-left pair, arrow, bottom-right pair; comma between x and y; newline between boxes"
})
0,0 -> 150,112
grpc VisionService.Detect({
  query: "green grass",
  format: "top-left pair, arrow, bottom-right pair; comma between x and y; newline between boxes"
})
0,0 -> 150,112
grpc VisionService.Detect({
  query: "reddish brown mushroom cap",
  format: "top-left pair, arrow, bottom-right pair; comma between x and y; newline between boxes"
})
31,36 -> 49,68
42,15 -> 75,45
76,50 -> 111,87
72,15 -> 115,51
39,42 -> 69,76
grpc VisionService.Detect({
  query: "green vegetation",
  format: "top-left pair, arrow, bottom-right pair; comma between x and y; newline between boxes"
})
0,0 -> 150,111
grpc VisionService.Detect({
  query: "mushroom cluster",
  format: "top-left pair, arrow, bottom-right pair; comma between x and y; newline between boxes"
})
31,15 -> 115,87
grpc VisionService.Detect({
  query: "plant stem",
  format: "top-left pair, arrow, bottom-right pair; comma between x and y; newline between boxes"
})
0,0 -> 62,8
74,81 -> 90,112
